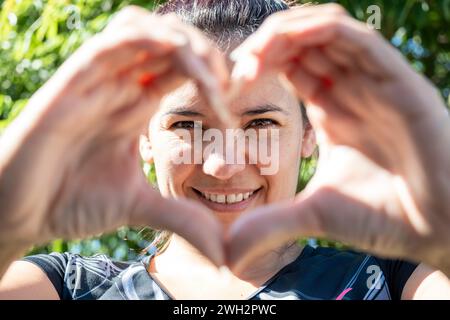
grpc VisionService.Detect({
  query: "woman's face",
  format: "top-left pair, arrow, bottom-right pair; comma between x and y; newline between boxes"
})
140,72 -> 315,227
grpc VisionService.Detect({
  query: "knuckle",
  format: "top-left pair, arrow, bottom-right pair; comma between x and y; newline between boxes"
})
118,5 -> 145,18
327,14 -> 344,30
265,10 -> 285,27
110,6 -> 146,27
194,40 -> 212,58
326,3 -> 348,15
162,12 -> 180,22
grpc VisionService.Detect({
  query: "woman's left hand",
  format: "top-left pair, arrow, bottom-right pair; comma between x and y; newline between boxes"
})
226,4 -> 450,276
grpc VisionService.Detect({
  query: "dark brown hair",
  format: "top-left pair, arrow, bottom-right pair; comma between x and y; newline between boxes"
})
157,0 -> 290,49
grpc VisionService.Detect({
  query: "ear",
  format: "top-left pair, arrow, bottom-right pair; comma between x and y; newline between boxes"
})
300,123 -> 316,158
139,134 -> 154,164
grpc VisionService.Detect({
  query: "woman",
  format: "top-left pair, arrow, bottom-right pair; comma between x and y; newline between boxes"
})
0,0 -> 449,299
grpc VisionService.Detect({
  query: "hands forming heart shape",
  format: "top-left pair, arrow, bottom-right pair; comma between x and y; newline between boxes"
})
1,5 -> 450,276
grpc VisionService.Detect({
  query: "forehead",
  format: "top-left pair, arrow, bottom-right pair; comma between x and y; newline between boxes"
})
157,72 -> 299,115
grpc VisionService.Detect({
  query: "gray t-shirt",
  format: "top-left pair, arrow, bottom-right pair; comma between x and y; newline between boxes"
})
22,245 -> 417,300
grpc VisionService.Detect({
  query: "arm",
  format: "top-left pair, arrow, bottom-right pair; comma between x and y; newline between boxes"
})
402,263 -> 450,300
0,6 -> 227,280
0,261 -> 59,300
226,3 -> 450,277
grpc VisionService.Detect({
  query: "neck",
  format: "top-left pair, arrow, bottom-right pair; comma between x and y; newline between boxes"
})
153,233 -> 303,285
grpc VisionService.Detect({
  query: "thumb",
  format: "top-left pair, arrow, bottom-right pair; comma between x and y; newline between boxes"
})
226,193 -> 325,275
226,185 -> 408,275
129,183 -> 225,268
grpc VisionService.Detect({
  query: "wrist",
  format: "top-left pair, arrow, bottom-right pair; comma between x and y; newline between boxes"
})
0,113 -> 60,245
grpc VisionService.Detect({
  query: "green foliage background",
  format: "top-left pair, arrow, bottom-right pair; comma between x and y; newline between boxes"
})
0,0 -> 448,259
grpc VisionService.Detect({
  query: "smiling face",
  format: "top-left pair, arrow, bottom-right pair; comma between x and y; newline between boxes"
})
140,71 -> 315,228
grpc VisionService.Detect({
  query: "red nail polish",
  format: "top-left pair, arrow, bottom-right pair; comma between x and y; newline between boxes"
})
138,72 -> 156,87
320,76 -> 334,89
290,56 -> 301,64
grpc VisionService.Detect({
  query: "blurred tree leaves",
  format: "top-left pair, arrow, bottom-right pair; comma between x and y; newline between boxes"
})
299,0 -> 450,104
1,0 -> 449,259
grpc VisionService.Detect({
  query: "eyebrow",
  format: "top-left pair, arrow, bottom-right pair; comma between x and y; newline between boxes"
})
162,106 -> 205,117
241,104 -> 288,116
162,103 -> 288,118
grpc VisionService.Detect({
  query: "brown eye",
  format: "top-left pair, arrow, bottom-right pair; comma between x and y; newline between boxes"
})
171,121 -> 195,129
247,119 -> 278,128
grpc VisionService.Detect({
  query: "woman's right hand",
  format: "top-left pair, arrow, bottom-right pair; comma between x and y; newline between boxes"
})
0,6 -> 228,269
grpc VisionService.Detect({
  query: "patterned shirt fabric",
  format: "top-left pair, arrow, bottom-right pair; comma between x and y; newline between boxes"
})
22,245 -> 418,300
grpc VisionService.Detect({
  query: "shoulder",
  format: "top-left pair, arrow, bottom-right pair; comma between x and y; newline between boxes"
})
22,252 -> 158,300
258,245 -> 418,300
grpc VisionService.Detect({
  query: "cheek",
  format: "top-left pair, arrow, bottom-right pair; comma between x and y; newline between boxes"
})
268,129 -> 301,198
152,132 -> 196,196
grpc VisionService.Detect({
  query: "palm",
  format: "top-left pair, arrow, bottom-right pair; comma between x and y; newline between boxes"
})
46,131 -> 149,239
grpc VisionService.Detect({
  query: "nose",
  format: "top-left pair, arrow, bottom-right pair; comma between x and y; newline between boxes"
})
202,151 -> 246,180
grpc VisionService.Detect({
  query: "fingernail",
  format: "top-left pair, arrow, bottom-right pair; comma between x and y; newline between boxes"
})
290,56 -> 301,64
320,76 -> 334,89
138,72 -> 156,87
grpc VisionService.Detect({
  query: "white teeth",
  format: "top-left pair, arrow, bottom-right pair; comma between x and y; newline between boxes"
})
226,194 -> 236,203
217,195 -> 226,203
200,191 -> 257,204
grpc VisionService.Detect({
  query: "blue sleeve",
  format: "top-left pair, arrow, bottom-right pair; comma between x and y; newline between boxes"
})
21,252 -> 71,300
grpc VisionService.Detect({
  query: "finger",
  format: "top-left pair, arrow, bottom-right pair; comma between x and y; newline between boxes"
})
284,61 -> 340,146
287,64 -> 408,171
284,65 -> 375,158
103,6 -> 152,32
103,89 -> 159,139
296,47 -> 343,85
231,13 -> 408,87
108,64 -> 190,136
160,12 -> 233,126
162,12 -> 230,90
72,55 -> 174,134
130,181 -> 225,267
272,16 -> 395,75
227,4 -> 348,91
286,54 -> 378,124
320,43 -> 357,70
226,182 -> 413,274
62,8 -> 191,94
324,39 -> 387,79
58,30 -> 181,98
226,197 -> 323,274
106,12 -> 233,126
230,3 -> 349,64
